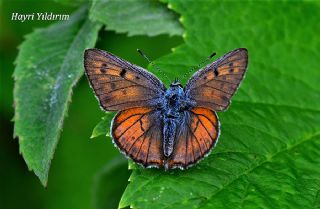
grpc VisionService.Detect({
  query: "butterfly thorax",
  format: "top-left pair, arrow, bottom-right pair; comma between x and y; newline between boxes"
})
162,82 -> 194,158
164,85 -> 185,115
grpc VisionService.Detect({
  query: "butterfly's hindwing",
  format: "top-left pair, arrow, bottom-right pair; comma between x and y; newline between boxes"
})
111,107 -> 164,167
167,107 -> 219,169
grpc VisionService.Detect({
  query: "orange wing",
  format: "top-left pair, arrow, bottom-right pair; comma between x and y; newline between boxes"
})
84,49 -> 165,111
185,48 -> 248,111
111,107 -> 164,167
166,107 -> 219,169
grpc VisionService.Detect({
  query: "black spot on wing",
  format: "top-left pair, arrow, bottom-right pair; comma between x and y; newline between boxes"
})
100,63 -> 108,73
213,66 -> 219,76
120,68 -> 127,77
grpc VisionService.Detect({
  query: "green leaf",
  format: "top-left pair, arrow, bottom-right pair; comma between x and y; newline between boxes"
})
91,113 -> 115,139
119,1 -> 320,208
92,156 -> 130,209
13,7 -> 102,186
89,0 -> 183,37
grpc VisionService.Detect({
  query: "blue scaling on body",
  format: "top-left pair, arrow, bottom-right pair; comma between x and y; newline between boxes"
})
158,80 -> 196,157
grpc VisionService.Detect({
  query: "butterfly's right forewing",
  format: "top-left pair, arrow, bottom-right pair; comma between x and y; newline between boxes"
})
84,49 -> 166,111
185,48 -> 248,111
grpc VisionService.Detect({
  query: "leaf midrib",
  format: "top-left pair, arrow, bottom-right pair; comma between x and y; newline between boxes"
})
40,8 -> 91,183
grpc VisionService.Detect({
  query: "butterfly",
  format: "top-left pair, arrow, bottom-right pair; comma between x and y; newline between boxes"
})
84,48 -> 248,169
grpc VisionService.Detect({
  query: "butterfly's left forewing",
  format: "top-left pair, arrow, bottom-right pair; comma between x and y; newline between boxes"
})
185,48 -> 248,111
84,49 -> 166,111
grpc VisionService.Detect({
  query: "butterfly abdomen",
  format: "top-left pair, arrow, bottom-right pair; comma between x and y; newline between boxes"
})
163,118 -> 177,157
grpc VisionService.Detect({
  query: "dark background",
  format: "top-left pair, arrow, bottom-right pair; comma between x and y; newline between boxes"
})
0,1 -> 182,208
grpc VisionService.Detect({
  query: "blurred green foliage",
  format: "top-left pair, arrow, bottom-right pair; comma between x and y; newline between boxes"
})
92,157 -> 130,209
90,0 -> 183,36
0,0 -> 182,209
90,113 -> 115,139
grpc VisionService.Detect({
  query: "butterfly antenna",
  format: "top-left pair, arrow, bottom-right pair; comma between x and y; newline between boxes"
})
182,52 -> 216,80
137,49 -> 171,84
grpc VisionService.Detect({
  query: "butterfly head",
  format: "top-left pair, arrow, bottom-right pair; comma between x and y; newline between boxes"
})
170,78 -> 183,88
